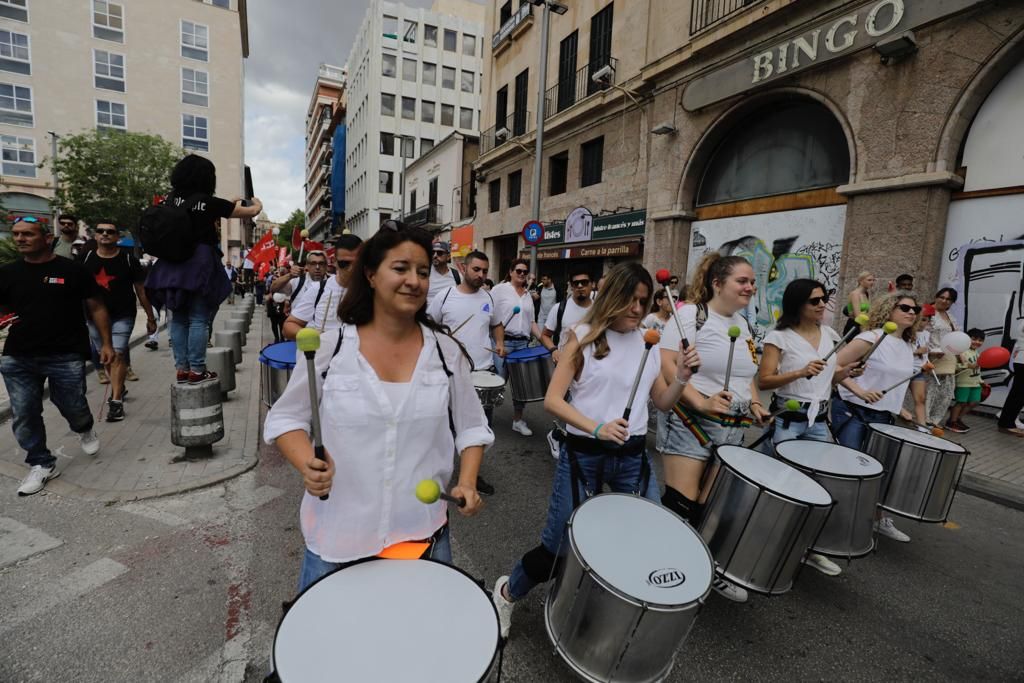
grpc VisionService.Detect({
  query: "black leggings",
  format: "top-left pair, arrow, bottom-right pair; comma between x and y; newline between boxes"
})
998,363 -> 1024,429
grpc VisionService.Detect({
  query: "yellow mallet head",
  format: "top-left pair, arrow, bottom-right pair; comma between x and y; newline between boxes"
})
415,479 -> 441,504
300,229 -> 310,238
296,327 -> 321,353
854,313 -> 870,327
883,321 -> 898,334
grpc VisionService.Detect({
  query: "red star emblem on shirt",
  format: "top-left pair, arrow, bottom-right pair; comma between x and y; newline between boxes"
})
94,267 -> 117,290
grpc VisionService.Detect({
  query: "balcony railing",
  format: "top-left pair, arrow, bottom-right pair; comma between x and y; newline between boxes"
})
406,203 -> 442,228
543,57 -> 618,121
481,110 -> 532,155
690,0 -> 762,35
492,2 -> 532,50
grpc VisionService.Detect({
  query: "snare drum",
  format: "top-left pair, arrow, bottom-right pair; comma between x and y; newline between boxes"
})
505,346 -> 554,403
471,370 -> 505,410
273,559 -> 500,682
775,440 -> 884,560
546,494 -> 713,683
863,423 -> 969,522
700,445 -> 834,595
259,341 -> 296,407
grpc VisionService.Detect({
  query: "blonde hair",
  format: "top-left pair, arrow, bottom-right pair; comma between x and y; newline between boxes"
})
867,292 -> 919,343
573,263 -> 653,363
857,271 -> 874,287
687,253 -> 751,305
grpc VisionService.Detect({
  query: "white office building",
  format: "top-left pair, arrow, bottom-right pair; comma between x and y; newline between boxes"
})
344,0 -> 484,238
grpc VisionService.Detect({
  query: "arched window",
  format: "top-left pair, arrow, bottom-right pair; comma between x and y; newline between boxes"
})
697,101 -> 850,206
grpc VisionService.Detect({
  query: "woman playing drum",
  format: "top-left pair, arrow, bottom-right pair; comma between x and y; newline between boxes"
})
657,253 -> 771,603
830,291 -> 923,543
263,221 -> 492,591
490,262 -> 700,639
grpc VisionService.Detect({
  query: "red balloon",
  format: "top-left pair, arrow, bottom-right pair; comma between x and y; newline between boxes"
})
978,346 -> 1011,369
981,383 -> 992,401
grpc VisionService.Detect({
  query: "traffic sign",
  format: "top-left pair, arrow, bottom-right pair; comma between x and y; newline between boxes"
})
522,220 -> 544,245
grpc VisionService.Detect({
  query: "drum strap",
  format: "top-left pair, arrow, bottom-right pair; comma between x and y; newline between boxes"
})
564,436 -> 650,509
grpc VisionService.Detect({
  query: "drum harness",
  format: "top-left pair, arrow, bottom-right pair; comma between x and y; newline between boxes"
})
748,394 -> 831,450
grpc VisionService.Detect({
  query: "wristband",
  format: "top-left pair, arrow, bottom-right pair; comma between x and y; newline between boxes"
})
751,401 -> 763,407
592,422 -> 605,439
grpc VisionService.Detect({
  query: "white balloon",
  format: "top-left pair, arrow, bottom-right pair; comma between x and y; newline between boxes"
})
942,331 -> 971,355
272,292 -> 287,303
272,227 -> 280,236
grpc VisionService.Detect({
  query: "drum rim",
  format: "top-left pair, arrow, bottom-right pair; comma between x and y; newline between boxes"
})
865,422 -> 968,454
565,493 -> 715,610
774,439 -> 885,479
259,340 -> 298,370
271,556 -> 501,681
715,445 -> 834,509
505,346 -> 552,361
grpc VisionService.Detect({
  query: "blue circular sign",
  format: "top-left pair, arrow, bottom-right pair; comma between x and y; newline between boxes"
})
522,220 -> 544,245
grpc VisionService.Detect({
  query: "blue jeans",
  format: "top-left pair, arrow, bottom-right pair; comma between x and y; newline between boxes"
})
494,338 -> 530,412
772,416 -> 832,445
169,295 -> 213,372
297,525 -> 452,593
829,395 -> 892,450
507,441 -> 659,600
0,354 -> 94,468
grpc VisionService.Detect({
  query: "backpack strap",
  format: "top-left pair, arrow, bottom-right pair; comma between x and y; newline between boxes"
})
552,298 -> 569,346
312,278 -> 329,309
320,325 -> 346,380
289,273 -> 307,303
451,268 -> 461,285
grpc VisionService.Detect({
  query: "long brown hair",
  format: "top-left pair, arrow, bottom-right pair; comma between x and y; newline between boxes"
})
688,253 -> 750,305
573,262 -> 653,363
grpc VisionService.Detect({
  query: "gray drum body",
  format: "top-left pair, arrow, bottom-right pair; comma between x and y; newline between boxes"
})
259,341 -> 296,408
545,494 -> 713,683
775,440 -> 884,559
471,370 -> 506,410
863,423 -> 969,522
505,347 -> 554,403
699,446 -> 833,595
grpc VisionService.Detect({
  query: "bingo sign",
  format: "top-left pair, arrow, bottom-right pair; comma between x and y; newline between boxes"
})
522,220 -> 544,246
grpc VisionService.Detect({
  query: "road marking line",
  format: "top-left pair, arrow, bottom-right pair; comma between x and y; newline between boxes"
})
0,517 -> 63,568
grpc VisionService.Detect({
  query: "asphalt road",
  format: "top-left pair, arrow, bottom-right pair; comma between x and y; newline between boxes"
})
1,401 -> 1022,682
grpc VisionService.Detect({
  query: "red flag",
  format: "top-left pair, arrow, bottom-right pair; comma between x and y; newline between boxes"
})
304,240 -> 324,252
291,224 -> 304,251
248,230 -> 276,266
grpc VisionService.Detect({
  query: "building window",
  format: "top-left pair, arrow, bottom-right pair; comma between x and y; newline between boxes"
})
422,62 -> 436,86
182,67 -> 208,107
460,70 -> 475,93
459,107 -> 473,130
421,138 -> 434,155
381,93 -> 395,116
587,3 -> 614,96
181,20 -> 209,61
402,58 -> 416,82
0,30 -> 29,75
93,50 -> 125,92
499,1 -> 512,25
409,189 -> 417,213
424,24 -> 437,47
379,170 -> 393,194
380,132 -> 394,156
421,100 -> 435,123
513,69 -> 529,135
489,179 -> 501,213
96,99 -> 126,130
1,134 -> 33,177
507,170 -> 522,207
401,96 -> 415,120
382,53 -> 396,78
463,33 -> 476,57
93,0 -> 124,43
443,29 -> 457,52
182,113 -> 208,151
403,19 -> 417,43
0,0 -> 28,23
441,66 -> 455,90
441,104 -> 454,126
0,82 -> 30,126
549,151 -> 568,196
402,136 -> 414,159
580,136 -> 604,187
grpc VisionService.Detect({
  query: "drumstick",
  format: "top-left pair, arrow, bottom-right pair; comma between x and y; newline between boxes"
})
859,322 -> 899,364
296,328 -> 330,501
723,325 -> 742,392
319,291 -> 333,332
765,399 -> 801,421
502,305 -> 521,328
655,269 -> 698,373
623,330 -> 661,420
450,314 -> 475,336
822,314 -> 870,362
881,373 -> 918,394
415,479 -> 466,507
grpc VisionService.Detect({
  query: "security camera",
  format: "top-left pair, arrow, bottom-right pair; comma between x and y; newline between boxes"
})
591,64 -> 613,83
495,127 -> 510,140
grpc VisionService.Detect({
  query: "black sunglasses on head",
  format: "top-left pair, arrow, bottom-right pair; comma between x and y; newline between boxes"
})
807,294 -> 830,306
896,303 -> 922,314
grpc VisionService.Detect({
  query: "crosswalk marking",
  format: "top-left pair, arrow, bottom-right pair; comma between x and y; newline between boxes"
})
0,517 -> 63,568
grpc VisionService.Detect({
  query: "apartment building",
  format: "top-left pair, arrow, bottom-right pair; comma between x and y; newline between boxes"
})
343,0 -> 485,238
0,0 -> 249,259
475,0 -> 1024,410
303,63 -> 347,240
403,130 -> 478,234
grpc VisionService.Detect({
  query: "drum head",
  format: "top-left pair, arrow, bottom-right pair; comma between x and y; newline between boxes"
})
775,440 -> 883,477
259,341 -> 297,369
867,423 -> 966,453
569,494 -> 713,607
274,559 -> 498,681
506,346 -> 551,363
717,445 -> 832,506
470,370 -> 505,388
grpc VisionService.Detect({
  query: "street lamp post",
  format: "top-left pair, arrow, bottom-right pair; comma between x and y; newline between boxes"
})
48,131 -> 60,230
398,135 -> 414,221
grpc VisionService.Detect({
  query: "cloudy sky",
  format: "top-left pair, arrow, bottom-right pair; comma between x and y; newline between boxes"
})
244,0 -> 439,223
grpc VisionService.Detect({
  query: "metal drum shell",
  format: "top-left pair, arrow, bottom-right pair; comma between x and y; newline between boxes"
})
259,342 -> 296,408
699,449 -> 834,595
470,370 -> 506,410
864,424 -> 969,523
505,347 -> 554,403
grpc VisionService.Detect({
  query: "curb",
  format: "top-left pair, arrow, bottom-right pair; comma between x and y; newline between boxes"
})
959,471 -> 1024,513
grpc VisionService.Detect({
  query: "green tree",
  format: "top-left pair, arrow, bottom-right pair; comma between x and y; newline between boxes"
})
50,130 -> 183,231
277,208 -> 305,248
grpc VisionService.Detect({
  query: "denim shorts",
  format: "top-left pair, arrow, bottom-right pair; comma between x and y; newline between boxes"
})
88,316 -> 134,354
656,409 -> 745,461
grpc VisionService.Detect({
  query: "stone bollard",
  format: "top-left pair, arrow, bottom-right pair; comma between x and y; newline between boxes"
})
213,329 -> 243,365
170,381 -> 224,460
230,311 -> 250,335
224,318 -> 247,347
206,347 -> 235,398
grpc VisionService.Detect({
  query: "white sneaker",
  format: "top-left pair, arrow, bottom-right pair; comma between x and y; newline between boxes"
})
79,429 -> 100,456
546,430 -> 560,460
712,576 -> 748,603
512,420 -> 533,436
875,516 -> 911,543
492,576 -> 514,639
803,552 -> 842,576
17,465 -> 60,496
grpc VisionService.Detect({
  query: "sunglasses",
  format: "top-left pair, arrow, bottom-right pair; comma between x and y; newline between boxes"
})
807,294 -> 830,306
306,261 -> 327,267
513,269 -> 529,275
336,259 -> 352,269
14,216 -> 39,224
571,279 -> 590,288
95,228 -> 119,236
896,303 -> 922,314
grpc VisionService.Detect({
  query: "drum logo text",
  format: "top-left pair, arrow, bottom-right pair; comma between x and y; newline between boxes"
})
647,568 -> 686,588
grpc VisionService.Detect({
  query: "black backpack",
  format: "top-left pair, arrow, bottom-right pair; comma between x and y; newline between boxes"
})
137,193 -> 200,262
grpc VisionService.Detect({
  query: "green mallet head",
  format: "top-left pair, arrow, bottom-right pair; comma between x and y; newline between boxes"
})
883,321 -> 898,334
296,327 -> 321,354
784,399 -> 800,411
855,313 -> 870,327
415,479 -> 441,504
727,325 -> 742,339
860,301 -> 870,312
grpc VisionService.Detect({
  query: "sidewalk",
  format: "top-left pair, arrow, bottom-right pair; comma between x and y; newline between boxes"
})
0,297 -> 265,502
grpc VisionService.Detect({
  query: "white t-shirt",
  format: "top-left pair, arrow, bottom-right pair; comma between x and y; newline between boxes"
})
763,326 -> 840,427
426,286 -> 500,370
544,297 -> 591,351
537,286 -> 557,326
1012,319 -> 1024,365
659,304 -> 758,405
291,275 -> 345,332
427,266 -> 457,307
491,281 -> 535,338
837,329 -> 916,415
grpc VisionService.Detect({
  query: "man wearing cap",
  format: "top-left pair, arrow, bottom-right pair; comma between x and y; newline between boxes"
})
427,241 -> 461,308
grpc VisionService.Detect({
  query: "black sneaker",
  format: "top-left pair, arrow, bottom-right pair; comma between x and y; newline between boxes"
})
144,340 -> 158,350
476,475 -> 495,497
106,400 -> 125,422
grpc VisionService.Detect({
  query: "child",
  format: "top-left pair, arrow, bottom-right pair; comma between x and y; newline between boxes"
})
946,328 -> 985,433
903,304 -> 934,429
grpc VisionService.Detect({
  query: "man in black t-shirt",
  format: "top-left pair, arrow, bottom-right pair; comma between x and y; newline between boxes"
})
0,217 -> 114,496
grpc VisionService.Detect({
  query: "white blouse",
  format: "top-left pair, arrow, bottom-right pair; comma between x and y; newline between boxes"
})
491,281 -> 535,338
263,324 -> 494,563
763,326 -> 841,427
837,329 -> 916,415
